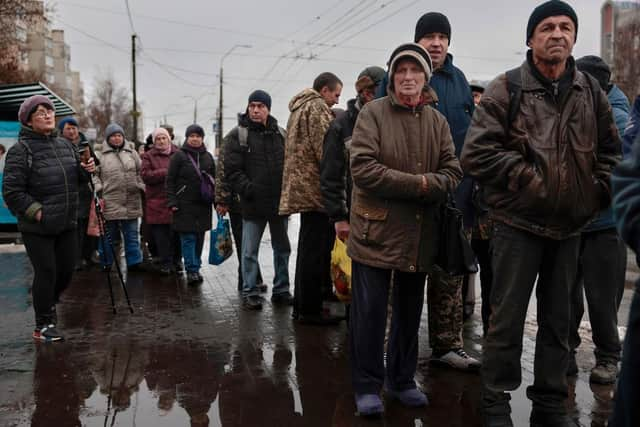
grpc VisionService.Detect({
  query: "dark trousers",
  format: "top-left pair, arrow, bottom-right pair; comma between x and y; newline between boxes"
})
569,228 -> 627,363
76,217 -> 88,264
230,212 -> 262,289
150,224 -> 182,267
350,261 -> 426,394
610,281 -> 640,427
293,211 -> 334,317
471,238 -> 493,337
482,222 -> 580,415
22,229 -> 77,326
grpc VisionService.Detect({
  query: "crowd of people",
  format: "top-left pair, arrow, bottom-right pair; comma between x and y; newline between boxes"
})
2,1 -> 640,425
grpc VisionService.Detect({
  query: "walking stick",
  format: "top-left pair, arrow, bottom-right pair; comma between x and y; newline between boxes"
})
89,177 -> 134,314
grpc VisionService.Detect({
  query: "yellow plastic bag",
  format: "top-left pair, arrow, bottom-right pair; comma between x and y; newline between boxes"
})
331,237 -> 352,303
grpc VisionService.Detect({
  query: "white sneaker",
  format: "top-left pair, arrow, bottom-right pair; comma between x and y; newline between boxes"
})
431,349 -> 481,371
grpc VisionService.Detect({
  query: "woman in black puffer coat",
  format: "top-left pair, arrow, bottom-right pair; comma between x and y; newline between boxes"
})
2,95 -> 94,342
166,124 -> 215,285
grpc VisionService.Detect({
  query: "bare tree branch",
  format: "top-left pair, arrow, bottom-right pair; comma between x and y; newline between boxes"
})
86,70 -> 134,142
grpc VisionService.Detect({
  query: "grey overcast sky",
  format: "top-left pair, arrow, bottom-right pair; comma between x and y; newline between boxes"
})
49,0 -> 609,143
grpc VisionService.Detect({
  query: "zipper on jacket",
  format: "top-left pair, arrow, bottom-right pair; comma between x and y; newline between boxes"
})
546,88 -> 563,221
51,138 -> 70,224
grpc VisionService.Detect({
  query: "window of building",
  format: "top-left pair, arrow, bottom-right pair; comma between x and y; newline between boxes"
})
46,73 -> 55,84
16,28 -> 27,42
45,55 -> 53,67
45,38 -> 53,51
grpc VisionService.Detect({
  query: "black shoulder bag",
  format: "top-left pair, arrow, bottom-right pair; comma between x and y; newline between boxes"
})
436,194 -> 478,276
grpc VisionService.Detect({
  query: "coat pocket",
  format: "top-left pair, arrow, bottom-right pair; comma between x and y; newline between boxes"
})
352,202 -> 388,246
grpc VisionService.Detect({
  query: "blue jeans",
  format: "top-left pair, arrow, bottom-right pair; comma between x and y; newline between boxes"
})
99,219 -> 143,267
180,232 -> 205,273
241,216 -> 290,297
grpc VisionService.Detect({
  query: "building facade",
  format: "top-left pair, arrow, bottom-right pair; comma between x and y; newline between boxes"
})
601,1 -> 640,99
2,1 -> 85,117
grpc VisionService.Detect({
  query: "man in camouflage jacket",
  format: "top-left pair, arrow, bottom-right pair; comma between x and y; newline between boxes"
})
280,72 -> 344,324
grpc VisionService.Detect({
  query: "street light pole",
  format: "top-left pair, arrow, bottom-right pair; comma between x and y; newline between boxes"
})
182,96 -> 199,124
218,44 -> 251,150
194,99 -> 197,123
218,66 -> 223,149
131,34 -> 139,144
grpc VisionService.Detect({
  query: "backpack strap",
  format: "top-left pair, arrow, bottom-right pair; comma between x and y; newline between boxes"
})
505,67 -> 523,132
581,72 -> 601,122
238,124 -> 286,147
186,151 -> 202,178
18,139 -> 33,171
237,126 -> 249,148
277,126 -> 287,141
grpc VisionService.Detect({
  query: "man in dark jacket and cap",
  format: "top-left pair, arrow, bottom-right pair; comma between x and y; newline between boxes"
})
320,65 -> 385,241
58,117 -> 96,270
462,2 -> 621,425
224,90 -> 292,310
567,55 -> 630,385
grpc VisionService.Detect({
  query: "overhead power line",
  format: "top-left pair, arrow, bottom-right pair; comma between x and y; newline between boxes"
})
56,0 -> 379,50
54,18 -> 213,88
313,0 -> 399,47
259,0 -> 345,52
123,0 -> 136,34
304,0 -> 372,47
317,0 -> 421,57
267,0 -> 417,90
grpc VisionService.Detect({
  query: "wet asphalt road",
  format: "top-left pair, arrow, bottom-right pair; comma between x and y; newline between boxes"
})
0,218 -> 633,426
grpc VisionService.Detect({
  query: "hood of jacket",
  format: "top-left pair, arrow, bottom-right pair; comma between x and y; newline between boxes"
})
608,85 -> 630,115
288,88 -> 325,113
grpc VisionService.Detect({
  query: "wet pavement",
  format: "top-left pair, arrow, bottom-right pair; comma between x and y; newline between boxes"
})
0,217 -> 634,426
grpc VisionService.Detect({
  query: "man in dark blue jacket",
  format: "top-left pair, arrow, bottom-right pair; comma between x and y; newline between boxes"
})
610,131 -> 640,427
568,56 -> 629,385
623,95 -> 640,157
377,12 -> 479,372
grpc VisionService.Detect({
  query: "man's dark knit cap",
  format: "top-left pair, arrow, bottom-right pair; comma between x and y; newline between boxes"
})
57,116 -> 79,131
576,55 -> 611,91
527,0 -> 578,44
185,124 -> 205,138
414,12 -> 451,45
248,90 -> 272,110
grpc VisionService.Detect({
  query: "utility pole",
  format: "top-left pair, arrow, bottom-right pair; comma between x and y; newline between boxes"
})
217,44 -> 251,151
193,99 -> 198,124
131,34 -> 139,145
217,67 -> 223,150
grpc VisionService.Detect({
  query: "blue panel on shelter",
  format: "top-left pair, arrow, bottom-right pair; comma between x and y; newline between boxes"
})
0,121 -> 21,224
